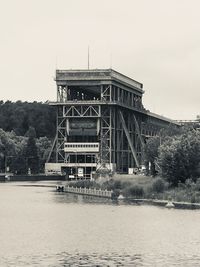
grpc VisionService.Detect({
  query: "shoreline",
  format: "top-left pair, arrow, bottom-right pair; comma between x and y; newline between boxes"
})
2,180 -> 200,210
126,198 -> 200,210
0,174 -> 65,182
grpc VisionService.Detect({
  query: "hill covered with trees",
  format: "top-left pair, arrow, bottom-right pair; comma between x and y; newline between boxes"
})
0,101 -> 56,138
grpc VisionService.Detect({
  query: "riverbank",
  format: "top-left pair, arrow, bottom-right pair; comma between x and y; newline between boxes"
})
0,174 -> 65,182
69,175 -> 200,205
4,179 -> 200,209
57,183 -> 200,209
126,198 -> 200,209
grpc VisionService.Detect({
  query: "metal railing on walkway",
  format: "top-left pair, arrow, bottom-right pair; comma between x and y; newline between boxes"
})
63,185 -> 113,198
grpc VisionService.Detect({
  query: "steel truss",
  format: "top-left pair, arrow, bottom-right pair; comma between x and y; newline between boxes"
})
47,77 -> 167,174
63,105 -> 100,117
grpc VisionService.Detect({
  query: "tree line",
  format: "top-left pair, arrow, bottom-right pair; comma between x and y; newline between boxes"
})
0,101 -> 56,174
0,101 -> 56,138
0,100 -> 199,179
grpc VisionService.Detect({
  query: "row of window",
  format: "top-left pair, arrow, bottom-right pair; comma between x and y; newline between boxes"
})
65,144 -> 99,148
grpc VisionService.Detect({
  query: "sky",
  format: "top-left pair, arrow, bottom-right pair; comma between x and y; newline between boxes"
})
0,0 -> 199,120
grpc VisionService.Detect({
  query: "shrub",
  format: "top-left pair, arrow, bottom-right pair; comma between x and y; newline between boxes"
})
125,185 -> 144,198
191,193 -> 196,204
178,182 -> 186,189
121,181 -> 131,189
185,178 -> 194,187
111,189 -> 121,199
152,178 -> 165,193
101,179 -> 122,191
113,180 -> 122,189
70,180 -> 100,189
195,178 -> 200,191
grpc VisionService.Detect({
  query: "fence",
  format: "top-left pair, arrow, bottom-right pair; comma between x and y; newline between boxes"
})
57,185 -> 113,198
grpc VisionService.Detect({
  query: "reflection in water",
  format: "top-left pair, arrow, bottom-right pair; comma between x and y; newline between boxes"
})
53,191 -> 117,205
1,182 -> 200,266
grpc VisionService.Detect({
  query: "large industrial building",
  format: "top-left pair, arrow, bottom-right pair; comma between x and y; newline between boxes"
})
45,69 -> 178,178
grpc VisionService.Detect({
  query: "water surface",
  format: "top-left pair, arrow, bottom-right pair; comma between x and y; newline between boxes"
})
1,182 -> 200,266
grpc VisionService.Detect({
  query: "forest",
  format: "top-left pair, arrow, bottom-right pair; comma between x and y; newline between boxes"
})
0,100 -> 56,138
0,101 -> 56,174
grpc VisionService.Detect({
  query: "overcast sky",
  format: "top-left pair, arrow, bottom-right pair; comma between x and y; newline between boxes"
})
0,0 -> 199,120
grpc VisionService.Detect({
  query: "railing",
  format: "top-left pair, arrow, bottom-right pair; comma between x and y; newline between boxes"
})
64,185 -> 113,198
64,142 -> 99,153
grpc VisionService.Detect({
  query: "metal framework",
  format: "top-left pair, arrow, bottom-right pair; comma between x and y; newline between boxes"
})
46,69 -> 178,177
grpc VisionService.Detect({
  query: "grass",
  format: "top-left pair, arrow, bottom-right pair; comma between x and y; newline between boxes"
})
105,175 -> 200,203
68,175 -> 200,203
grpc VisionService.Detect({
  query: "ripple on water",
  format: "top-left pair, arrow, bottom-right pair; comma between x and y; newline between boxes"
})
1,184 -> 200,266
2,252 -> 200,266
1,252 -> 144,267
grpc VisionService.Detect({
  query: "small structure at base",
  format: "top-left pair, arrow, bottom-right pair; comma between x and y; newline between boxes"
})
56,185 -> 64,192
118,194 -> 125,200
165,201 -> 175,208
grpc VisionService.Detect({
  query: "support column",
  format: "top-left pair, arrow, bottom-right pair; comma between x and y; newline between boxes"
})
119,110 -> 140,168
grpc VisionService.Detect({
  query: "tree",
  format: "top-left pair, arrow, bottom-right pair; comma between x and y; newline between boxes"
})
144,124 -> 183,176
144,136 -> 161,175
0,129 -> 27,173
0,127 -> 52,174
158,129 -> 200,185
159,123 -> 183,138
25,127 -> 39,174
36,137 -> 52,172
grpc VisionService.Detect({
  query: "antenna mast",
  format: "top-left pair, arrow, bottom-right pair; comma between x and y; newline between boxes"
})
88,46 -> 90,69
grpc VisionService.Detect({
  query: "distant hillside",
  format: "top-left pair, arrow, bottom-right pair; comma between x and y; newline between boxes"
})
0,101 -> 56,138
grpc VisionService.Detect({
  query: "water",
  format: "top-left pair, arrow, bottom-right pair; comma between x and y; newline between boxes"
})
1,182 -> 200,266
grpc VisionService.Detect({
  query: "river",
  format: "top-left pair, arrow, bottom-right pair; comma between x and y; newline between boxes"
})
1,182 -> 200,266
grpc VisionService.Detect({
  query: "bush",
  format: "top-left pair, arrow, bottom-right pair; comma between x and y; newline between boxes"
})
124,185 -> 144,198
101,179 -> 122,191
185,178 -> 194,187
152,178 -> 165,193
178,182 -> 186,189
70,180 -> 100,189
113,180 -> 122,189
191,193 -> 196,203
121,181 -> 131,189
111,189 -> 121,199
195,178 -> 200,191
